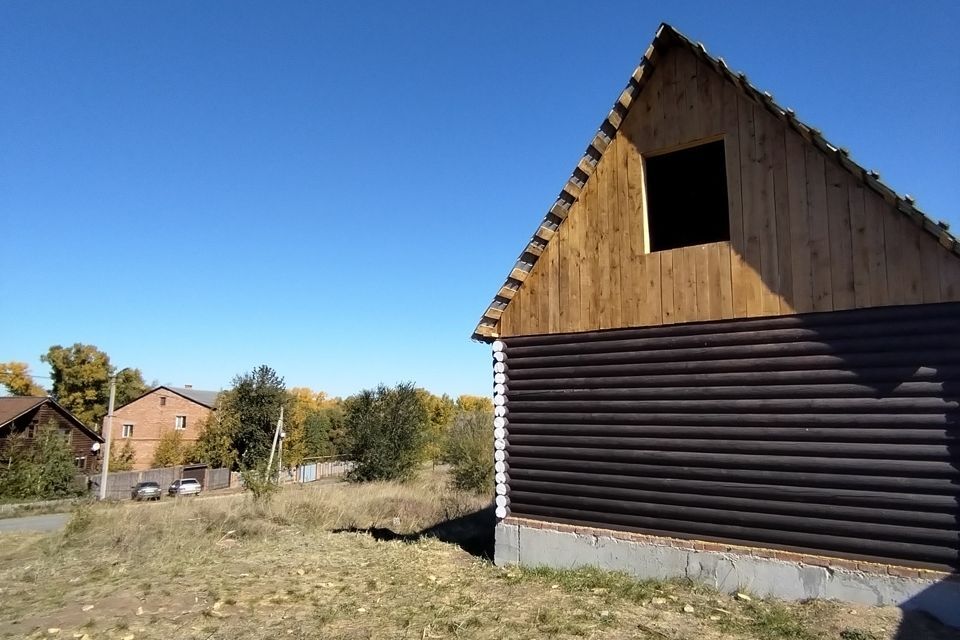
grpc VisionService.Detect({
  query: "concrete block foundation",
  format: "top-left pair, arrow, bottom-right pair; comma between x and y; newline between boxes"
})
495,519 -> 960,628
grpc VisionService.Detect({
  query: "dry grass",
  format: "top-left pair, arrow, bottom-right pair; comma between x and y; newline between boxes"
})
0,471 -> 919,639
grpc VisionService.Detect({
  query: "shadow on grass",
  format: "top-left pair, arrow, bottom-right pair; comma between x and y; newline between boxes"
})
333,505 -> 496,559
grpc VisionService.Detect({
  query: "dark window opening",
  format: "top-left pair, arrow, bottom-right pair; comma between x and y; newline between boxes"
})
645,140 -> 730,252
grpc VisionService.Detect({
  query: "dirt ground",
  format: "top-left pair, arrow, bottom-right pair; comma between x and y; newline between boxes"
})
0,476 -> 953,640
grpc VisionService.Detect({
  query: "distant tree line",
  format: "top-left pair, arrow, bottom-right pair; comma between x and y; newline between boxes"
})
3,345 -> 495,499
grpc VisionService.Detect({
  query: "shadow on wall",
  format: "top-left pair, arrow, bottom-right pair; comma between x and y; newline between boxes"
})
896,390 -> 960,638
894,363 -> 959,637
896,584 -> 960,639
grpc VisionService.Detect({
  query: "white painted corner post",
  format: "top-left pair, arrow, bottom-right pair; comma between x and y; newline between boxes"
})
492,340 -> 510,520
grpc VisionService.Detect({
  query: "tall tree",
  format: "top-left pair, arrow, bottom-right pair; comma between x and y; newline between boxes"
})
221,365 -> 287,468
416,389 -> 456,464
0,362 -> 46,396
193,408 -> 239,470
344,382 -> 428,482
40,344 -> 147,429
152,430 -> 193,467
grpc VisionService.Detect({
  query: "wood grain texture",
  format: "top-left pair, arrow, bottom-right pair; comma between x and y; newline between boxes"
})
494,44 -> 960,338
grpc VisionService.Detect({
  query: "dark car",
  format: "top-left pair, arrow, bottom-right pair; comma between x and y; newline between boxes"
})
131,481 -> 162,501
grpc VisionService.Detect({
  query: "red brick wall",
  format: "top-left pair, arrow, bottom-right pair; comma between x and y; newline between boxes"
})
108,389 -> 213,470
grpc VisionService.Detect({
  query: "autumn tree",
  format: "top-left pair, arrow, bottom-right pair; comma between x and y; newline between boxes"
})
110,440 -> 137,471
416,389 -> 456,464
221,365 -> 287,468
40,344 -> 147,429
193,410 -> 239,470
444,408 -> 494,493
456,395 -> 493,413
343,382 -> 427,482
0,362 -> 46,396
304,405 -> 345,457
152,431 -> 193,468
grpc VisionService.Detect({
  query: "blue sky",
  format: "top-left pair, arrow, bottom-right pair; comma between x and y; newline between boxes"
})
1,1 -> 958,398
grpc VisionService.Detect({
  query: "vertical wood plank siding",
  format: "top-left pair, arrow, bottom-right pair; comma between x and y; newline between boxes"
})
495,45 -> 960,338
499,302 -> 960,571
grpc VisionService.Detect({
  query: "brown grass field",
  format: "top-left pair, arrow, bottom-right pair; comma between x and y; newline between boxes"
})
0,471 -> 947,639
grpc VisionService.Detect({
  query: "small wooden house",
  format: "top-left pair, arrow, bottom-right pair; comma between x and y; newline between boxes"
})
0,396 -> 104,472
476,24 -> 960,613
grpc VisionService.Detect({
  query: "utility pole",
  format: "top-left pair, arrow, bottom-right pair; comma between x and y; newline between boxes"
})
266,406 -> 284,478
98,375 -> 117,501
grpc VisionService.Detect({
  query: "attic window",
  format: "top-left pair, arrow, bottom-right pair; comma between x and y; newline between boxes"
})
645,140 -> 730,252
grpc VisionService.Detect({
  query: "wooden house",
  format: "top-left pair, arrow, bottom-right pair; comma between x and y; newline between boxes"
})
476,24 -> 960,612
0,396 -> 104,472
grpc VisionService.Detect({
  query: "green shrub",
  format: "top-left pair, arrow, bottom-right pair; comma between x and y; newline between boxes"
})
240,464 -> 280,504
444,409 -> 494,493
63,504 -> 95,540
0,421 -> 80,500
152,430 -> 193,468
110,440 -> 136,471
343,382 -> 427,482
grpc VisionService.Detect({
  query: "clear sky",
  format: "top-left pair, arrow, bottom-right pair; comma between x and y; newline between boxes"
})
1,1 -> 958,398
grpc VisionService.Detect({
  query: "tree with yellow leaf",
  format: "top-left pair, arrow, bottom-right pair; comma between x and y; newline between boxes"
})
456,395 -> 493,413
0,362 -> 46,396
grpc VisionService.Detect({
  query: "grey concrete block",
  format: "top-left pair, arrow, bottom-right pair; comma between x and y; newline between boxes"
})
509,522 -> 960,628
493,522 -> 519,566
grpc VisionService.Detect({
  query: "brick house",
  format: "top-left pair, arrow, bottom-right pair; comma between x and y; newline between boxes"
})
0,396 -> 104,472
108,385 -> 220,470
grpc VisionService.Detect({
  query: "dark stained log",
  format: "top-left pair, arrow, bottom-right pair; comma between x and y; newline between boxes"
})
507,423 -> 959,443
509,480 -> 957,527
509,489 -> 959,537
511,505 -> 959,569
508,456 -> 960,494
507,367 -> 960,390
507,411 -> 954,427
506,335 -> 960,370
506,351 -> 960,380
506,468 -> 960,508
510,398 -> 958,414
506,318 -> 960,358
508,382 -> 951,400
508,446 -> 960,477
506,435 -> 954,460
501,302 -> 960,348
500,302 -> 960,571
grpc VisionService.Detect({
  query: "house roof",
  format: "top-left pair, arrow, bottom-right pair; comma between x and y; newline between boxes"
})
0,396 -> 104,443
471,23 -> 960,342
0,396 -> 47,425
165,386 -> 220,408
116,385 -> 221,411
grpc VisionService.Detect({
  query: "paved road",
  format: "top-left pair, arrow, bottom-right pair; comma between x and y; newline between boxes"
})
0,513 -> 70,533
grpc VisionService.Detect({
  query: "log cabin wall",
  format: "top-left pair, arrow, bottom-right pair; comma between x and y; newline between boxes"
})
499,302 -> 960,571
2,403 -> 100,472
495,43 -> 960,338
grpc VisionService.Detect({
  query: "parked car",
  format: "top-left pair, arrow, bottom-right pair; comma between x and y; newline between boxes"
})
131,481 -> 162,501
168,478 -> 202,497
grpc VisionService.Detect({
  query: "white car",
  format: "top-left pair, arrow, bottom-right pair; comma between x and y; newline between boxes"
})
168,478 -> 202,497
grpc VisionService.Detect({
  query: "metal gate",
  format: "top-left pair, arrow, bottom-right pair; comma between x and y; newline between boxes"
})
299,463 -> 318,483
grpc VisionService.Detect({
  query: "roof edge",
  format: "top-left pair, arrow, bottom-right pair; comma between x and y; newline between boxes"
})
471,22 -> 959,342
114,385 -> 220,412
